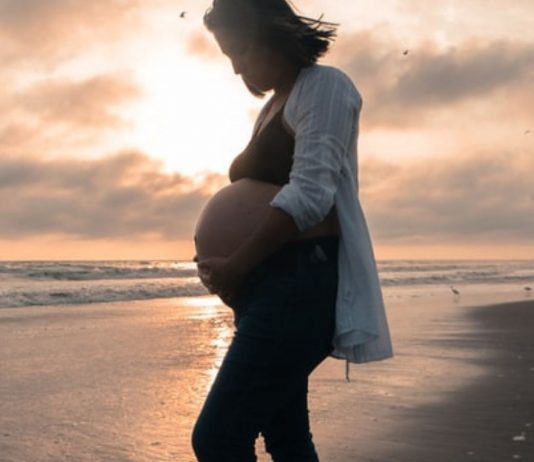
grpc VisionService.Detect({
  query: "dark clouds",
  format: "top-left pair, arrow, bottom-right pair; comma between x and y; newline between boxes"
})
0,151 -> 224,240
388,39 -> 534,105
329,31 -> 534,128
1,149 -> 532,245
360,150 -> 534,244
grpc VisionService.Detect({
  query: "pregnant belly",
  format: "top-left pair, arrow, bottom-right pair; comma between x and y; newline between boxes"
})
194,178 -> 339,260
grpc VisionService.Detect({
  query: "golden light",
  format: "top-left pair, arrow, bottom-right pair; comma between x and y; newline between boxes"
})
128,39 -> 262,176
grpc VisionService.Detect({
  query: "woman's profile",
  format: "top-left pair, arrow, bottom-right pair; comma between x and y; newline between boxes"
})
193,0 -> 393,460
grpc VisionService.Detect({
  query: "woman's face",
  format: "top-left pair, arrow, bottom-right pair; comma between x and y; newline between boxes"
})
213,28 -> 285,92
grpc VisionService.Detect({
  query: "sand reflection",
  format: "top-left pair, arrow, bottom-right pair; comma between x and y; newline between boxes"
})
181,295 -> 235,393
0,297 -> 236,462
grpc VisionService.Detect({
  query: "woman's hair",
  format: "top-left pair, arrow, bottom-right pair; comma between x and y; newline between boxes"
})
203,0 -> 338,96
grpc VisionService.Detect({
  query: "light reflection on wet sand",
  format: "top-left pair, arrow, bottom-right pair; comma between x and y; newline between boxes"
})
0,296 -> 235,462
181,295 -> 235,395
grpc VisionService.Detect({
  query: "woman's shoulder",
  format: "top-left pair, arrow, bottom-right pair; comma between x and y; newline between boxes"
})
302,63 -> 349,80
285,64 -> 362,118
301,64 -> 357,88
293,64 -> 361,102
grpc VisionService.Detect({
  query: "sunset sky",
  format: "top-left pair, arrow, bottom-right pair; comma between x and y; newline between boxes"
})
1,0 -> 533,261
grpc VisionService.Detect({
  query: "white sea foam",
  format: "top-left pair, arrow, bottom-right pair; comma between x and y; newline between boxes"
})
0,259 -> 533,309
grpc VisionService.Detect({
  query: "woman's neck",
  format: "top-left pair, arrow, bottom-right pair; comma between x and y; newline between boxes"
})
273,64 -> 301,98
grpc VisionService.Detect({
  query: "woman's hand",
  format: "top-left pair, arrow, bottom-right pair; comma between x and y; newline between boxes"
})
197,256 -> 246,305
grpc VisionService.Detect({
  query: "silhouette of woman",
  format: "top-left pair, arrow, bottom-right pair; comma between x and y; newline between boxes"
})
193,1 -> 393,460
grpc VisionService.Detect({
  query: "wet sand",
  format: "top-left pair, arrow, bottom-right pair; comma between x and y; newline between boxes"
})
307,299 -> 534,462
1,295 -> 533,461
383,299 -> 534,462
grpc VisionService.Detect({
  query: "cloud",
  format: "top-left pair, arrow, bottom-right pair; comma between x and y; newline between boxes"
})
0,0 -> 146,67
0,73 -> 142,154
0,123 -> 37,150
389,39 -> 533,104
360,149 -> 534,244
330,31 -> 534,128
185,30 -> 220,59
1,148 -> 532,246
397,0 -> 534,31
0,151 -> 225,240
14,74 -> 141,128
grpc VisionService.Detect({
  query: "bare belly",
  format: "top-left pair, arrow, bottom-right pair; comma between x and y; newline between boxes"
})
194,178 -> 339,260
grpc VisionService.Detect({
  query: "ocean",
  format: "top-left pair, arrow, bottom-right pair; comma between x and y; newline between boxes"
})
1,259 -> 533,309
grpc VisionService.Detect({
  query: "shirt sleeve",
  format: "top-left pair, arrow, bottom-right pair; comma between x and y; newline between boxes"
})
270,67 -> 361,232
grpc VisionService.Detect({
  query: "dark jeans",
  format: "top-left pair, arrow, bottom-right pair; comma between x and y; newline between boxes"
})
192,236 -> 339,462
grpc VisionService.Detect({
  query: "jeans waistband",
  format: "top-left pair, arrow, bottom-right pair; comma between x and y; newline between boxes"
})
233,235 -> 339,311
258,235 -> 339,271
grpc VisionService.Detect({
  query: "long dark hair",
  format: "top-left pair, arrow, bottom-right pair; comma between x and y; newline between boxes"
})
203,0 -> 338,96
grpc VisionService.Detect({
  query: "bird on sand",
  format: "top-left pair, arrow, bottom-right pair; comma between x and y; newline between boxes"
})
525,286 -> 532,295
403,49 -> 409,55
180,11 -> 187,18
450,286 -> 460,296
525,130 -> 531,135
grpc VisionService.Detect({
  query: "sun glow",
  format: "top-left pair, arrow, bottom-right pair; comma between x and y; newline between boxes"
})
129,43 -> 262,177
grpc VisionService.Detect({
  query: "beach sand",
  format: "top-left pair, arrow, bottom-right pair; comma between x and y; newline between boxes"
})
1,294 -> 533,461
309,298 -> 534,462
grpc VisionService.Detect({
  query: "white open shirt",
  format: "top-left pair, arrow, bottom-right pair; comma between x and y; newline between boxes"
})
263,64 -> 394,371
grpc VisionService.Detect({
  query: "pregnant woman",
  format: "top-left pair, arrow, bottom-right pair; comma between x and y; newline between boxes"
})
192,1 -> 393,461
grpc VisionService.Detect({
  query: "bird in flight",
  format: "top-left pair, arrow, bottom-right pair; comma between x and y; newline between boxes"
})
403,49 -> 409,55
180,11 -> 187,18
525,130 -> 531,135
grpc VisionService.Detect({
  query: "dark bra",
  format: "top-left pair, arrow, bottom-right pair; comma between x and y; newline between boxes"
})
229,103 -> 295,186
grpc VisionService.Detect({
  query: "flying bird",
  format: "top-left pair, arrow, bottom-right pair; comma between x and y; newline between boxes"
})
403,49 -> 409,56
180,11 -> 187,18
525,130 -> 531,134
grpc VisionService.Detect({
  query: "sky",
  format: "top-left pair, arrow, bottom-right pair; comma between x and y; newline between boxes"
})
0,0 -> 533,261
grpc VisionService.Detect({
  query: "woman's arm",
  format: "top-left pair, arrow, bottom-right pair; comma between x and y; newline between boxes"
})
270,66 -> 361,232
226,205 -> 299,275
197,206 -> 299,300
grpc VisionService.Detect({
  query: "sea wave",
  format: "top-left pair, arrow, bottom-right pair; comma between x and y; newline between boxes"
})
0,279 -> 208,309
0,261 -> 196,282
1,259 -> 533,309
